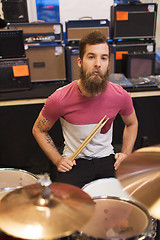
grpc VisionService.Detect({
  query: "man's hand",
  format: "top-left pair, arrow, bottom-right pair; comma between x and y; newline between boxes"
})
114,153 -> 128,170
57,157 -> 76,172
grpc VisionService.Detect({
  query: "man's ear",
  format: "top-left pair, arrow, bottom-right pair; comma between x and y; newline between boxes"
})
78,57 -> 82,68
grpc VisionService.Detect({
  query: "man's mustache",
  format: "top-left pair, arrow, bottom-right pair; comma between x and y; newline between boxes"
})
86,69 -> 104,78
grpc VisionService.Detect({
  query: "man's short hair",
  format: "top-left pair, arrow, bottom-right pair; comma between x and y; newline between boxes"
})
79,30 -> 109,60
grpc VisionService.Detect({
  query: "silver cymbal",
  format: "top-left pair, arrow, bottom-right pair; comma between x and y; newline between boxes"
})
0,182 -> 95,239
116,145 -> 160,220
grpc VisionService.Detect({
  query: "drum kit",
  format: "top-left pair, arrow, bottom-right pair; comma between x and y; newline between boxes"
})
0,145 -> 159,240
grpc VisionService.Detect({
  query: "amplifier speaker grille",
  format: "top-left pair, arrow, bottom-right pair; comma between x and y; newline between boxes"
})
25,45 -> 66,82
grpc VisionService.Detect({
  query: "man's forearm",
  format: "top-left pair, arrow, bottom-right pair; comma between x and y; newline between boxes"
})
114,111 -> 138,170
121,123 -> 138,155
33,130 -> 62,167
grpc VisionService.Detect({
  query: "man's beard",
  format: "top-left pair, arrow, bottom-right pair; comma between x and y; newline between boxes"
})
80,67 -> 109,96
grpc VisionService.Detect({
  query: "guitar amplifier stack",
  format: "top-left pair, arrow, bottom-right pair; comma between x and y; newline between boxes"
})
65,19 -> 113,82
8,22 -> 66,83
0,29 -> 31,92
110,2 -> 158,79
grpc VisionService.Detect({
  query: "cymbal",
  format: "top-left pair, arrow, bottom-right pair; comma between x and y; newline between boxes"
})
0,182 -> 95,239
136,145 -> 160,153
117,145 -> 160,176
116,145 -> 160,220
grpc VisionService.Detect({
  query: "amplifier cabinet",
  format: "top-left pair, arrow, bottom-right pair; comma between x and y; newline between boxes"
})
66,19 -> 110,42
8,22 -> 63,44
122,52 -> 156,78
112,40 -> 156,74
65,46 -> 80,82
25,44 -> 66,82
65,44 -> 115,82
110,3 -> 157,40
1,0 -> 28,23
0,58 -> 31,92
0,30 -> 25,59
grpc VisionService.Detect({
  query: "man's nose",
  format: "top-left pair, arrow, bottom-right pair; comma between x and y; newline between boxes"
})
94,58 -> 101,68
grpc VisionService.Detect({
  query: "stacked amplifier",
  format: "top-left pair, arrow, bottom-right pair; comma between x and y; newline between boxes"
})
65,19 -> 114,82
110,2 -> 158,79
0,29 -> 31,92
8,22 -> 66,83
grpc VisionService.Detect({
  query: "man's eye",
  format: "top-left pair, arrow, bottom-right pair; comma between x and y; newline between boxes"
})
88,55 -> 94,59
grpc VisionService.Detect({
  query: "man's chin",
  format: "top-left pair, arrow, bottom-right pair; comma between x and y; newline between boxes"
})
80,71 -> 108,96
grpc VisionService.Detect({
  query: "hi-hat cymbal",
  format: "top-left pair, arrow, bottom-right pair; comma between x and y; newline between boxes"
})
0,182 -> 95,239
116,145 -> 160,220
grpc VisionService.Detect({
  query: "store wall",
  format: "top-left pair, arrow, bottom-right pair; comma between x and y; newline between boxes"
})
26,0 -> 37,22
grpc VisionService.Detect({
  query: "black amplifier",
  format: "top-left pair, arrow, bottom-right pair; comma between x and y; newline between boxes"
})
8,22 -> 63,44
65,44 -> 115,82
25,44 -> 66,82
65,19 -> 110,42
1,0 -> 28,23
112,40 -> 156,74
110,3 -> 157,40
122,52 -> 156,78
0,58 -> 31,92
0,30 -> 25,59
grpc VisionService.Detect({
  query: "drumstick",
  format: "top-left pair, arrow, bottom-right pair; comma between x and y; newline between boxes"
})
70,115 -> 107,161
70,117 -> 109,161
70,116 -> 109,162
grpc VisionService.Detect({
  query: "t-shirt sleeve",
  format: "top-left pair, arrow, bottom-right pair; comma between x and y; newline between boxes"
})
119,89 -> 134,116
41,92 -> 61,122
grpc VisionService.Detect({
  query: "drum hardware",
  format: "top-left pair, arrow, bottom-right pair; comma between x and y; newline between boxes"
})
0,182 -> 95,240
37,172 -> 52,187
116,145 -> 160,220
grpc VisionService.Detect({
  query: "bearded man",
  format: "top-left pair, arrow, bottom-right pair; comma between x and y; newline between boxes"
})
32,31 -> 138,187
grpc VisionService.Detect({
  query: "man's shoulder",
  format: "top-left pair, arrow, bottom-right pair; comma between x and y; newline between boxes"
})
108,81 -> 124,90
56,81 -> 77,94
107,81 -> 128,95
58,80 -> 77,90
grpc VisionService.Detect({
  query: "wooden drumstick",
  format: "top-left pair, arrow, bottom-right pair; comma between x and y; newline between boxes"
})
70,116 -> 109,162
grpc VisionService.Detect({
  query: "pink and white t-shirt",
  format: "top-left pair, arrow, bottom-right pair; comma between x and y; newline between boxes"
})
42,81 -> 134,159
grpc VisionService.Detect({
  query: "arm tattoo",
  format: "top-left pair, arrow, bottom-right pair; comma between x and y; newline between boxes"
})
44,132 -> 55,147
38,118 -> 53,132
37,117 -> 55,147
